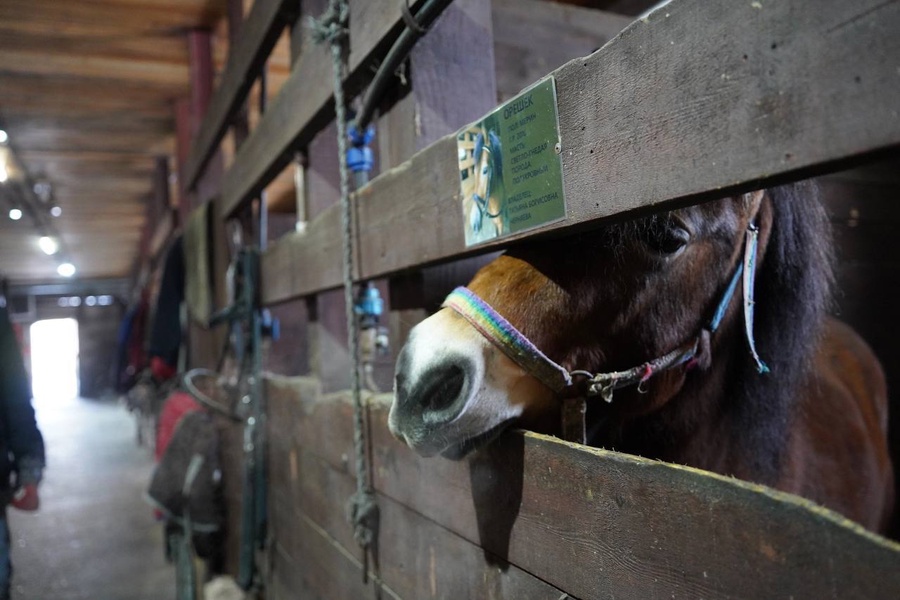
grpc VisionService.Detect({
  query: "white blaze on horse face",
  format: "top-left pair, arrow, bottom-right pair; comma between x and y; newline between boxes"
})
474,148 -> 491,201
390,308 -> 542,458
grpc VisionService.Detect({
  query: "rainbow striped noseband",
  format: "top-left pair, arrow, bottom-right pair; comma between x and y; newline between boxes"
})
441,225 -> 768,403
442,286 -> 574,393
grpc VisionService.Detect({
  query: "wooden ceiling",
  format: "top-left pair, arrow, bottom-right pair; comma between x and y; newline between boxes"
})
0,0 -> 229,284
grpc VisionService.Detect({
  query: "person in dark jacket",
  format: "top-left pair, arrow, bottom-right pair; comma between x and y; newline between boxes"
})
0,302 -> 45,599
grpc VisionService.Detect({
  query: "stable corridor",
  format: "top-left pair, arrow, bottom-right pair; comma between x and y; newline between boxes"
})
7,396 -> 174,600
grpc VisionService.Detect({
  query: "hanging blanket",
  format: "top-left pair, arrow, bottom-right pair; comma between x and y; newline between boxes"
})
146,399 -> 225,537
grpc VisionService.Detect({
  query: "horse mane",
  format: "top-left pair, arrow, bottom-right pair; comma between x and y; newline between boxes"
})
728,181 -> 833,482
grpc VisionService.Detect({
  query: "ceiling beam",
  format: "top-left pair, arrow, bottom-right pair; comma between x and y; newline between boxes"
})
8,277 -> 132,298
0,49 -> 189,87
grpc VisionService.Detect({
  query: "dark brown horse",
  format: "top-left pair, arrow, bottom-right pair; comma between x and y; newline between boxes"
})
389,183 -> 894,534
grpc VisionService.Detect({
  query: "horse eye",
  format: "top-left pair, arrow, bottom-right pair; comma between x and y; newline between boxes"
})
646,226 -> 690,255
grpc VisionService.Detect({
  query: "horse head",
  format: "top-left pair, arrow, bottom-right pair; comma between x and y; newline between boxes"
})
466,129 -> 505,238
390,184 -> 831,472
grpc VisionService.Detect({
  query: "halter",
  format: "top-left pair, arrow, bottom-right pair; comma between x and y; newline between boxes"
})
442,224 -> 769,403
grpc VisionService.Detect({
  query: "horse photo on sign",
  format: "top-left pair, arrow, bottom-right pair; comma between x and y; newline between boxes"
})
456,77 -> 566,247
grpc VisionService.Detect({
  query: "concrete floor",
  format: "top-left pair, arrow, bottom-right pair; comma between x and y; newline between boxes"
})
7,396 -> 176,600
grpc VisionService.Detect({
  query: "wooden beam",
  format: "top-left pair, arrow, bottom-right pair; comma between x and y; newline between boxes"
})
6,130 -> 174,156
183,0 -> 299,190
261,0 -> 900,305
0,0 -> 224,38
492,0 -> 633,101
175,98 -> 192,225
0,49 -> 188,87
0,74 -> 177,119
266,378 -> 900,599
0,28 -> 189,65
220,0 -> 434,218
188,29 -> 215,140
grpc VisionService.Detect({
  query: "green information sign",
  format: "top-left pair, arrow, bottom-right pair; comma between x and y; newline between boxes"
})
456,77 -> 566,247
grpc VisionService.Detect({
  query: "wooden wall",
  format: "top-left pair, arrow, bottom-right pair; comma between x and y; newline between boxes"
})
264,376 -> 900,599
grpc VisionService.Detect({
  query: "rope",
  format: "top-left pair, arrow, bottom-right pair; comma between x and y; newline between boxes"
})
311,0 -> 379,564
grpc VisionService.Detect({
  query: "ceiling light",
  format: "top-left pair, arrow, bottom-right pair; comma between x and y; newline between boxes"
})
33,181 -> 52,202
57,262 -> 76,277
8,208 -> 22,220
38,236 -> 59,255
50,205 -> 62,217
0,130 -> 7,144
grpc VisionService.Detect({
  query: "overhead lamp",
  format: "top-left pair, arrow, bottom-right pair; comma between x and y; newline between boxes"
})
8,208 -> 22,221
33,181 -> 52,202
50,205 -> 62,217
0,130 -> 7,144
38,236 -> 59,255
57,262 -> 76,278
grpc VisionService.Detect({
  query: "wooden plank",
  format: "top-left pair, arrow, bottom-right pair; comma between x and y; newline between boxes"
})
269,451 -> 570,599
220,0 -> 432,217
260,0 -> 900,305
265,377 -> 900,599
183,0 -> 298,190
492,0 -> 633,101
0,29 -> 189,65
0,49 -> 188,86
0,0 -> 224,38
261,205 -> 343,306
409,0 -> 498,140
0,74 -> 178,118
270,543 -> 321,600
266,383 -> 571,599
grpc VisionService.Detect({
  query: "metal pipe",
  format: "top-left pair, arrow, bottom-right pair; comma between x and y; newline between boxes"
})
355,0 -> 455,131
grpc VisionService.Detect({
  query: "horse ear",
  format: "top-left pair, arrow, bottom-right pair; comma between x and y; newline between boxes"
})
473,132 -> 485,161
488,130 -> 502,152
488,130 -> 503,180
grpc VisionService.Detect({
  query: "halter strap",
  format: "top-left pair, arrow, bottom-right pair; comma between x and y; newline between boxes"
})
442,224 -> 768,403
442,287 -> 572,393
743,225 -> 769,373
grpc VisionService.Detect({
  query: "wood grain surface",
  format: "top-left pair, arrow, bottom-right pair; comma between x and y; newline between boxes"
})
261,0 -> 900,305
263,376 -> 900,599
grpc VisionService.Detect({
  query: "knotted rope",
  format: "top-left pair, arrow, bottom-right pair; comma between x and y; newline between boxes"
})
311,0 -> 379,565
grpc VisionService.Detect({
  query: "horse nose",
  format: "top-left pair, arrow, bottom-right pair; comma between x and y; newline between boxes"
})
395,350 -> 474,426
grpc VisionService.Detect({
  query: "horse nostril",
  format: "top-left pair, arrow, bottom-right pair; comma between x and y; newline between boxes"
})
423,363 -> 467,413
402,359 -> 471,424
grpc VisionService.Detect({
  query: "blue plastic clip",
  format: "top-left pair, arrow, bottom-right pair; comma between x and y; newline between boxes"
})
354,283 -> 383,329
347,123 -> 375,174
261,309 -> 280,342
